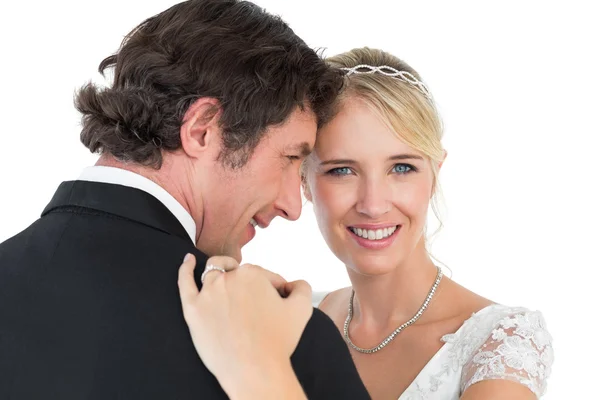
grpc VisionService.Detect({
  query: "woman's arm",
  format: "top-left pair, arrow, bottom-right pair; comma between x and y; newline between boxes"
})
461,380 -> 536,400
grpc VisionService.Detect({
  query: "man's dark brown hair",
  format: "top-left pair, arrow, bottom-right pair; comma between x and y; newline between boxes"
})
76,0 -> 343,169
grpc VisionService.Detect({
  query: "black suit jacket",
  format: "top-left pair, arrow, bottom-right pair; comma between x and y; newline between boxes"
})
0,180 -> 369,399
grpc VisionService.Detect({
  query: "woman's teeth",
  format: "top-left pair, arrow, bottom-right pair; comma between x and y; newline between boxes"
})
350,226 -> 397,240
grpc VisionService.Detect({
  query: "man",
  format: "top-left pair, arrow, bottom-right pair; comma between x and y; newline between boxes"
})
0,1 -> 369,398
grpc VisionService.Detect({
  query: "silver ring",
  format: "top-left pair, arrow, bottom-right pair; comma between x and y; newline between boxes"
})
201,264 -> 227,284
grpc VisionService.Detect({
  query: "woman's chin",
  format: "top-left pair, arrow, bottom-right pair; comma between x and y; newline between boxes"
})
346,254 -> 406,277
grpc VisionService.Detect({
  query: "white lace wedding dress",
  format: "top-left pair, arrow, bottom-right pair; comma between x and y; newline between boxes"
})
312,294 -> 553,399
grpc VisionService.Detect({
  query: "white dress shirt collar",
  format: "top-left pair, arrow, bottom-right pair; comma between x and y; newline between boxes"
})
78,166 -> 196,243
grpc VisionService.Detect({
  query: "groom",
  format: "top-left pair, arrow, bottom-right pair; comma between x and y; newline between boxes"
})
0,1 -> 368,399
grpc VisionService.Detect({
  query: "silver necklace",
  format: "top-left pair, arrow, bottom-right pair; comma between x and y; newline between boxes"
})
343,266 -> 443,354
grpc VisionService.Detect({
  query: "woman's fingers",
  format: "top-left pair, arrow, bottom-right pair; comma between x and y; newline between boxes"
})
240,263 -> 287,296
202,255 -> 241,285
178,253 -> 198,305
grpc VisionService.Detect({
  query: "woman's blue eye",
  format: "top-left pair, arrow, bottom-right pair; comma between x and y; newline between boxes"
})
393,164 -> 414,174
327,167 -> 352,176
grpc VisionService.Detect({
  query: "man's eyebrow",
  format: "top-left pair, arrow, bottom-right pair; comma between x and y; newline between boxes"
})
293,142 -> 312,157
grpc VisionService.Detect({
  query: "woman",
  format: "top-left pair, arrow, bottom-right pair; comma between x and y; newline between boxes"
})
180,47 -> 553,399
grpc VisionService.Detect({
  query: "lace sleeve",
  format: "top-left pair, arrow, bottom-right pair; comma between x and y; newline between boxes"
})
461,310 -> 554,398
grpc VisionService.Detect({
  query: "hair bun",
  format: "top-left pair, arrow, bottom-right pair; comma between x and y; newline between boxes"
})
76,83 -> 170,166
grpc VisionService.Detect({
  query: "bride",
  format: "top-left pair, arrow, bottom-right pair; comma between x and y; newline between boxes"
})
179,47 -> 553,399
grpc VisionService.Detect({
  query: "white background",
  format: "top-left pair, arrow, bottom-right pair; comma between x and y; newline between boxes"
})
1,1 -> 598,398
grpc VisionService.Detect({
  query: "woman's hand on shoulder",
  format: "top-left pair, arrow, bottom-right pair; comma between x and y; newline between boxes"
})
178,254 -> 313,399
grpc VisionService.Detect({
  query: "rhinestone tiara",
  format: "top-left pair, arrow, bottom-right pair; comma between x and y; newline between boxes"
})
340,64 -> 433,101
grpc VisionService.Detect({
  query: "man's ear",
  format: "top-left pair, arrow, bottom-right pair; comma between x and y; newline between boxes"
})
180,97 -> 221,157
